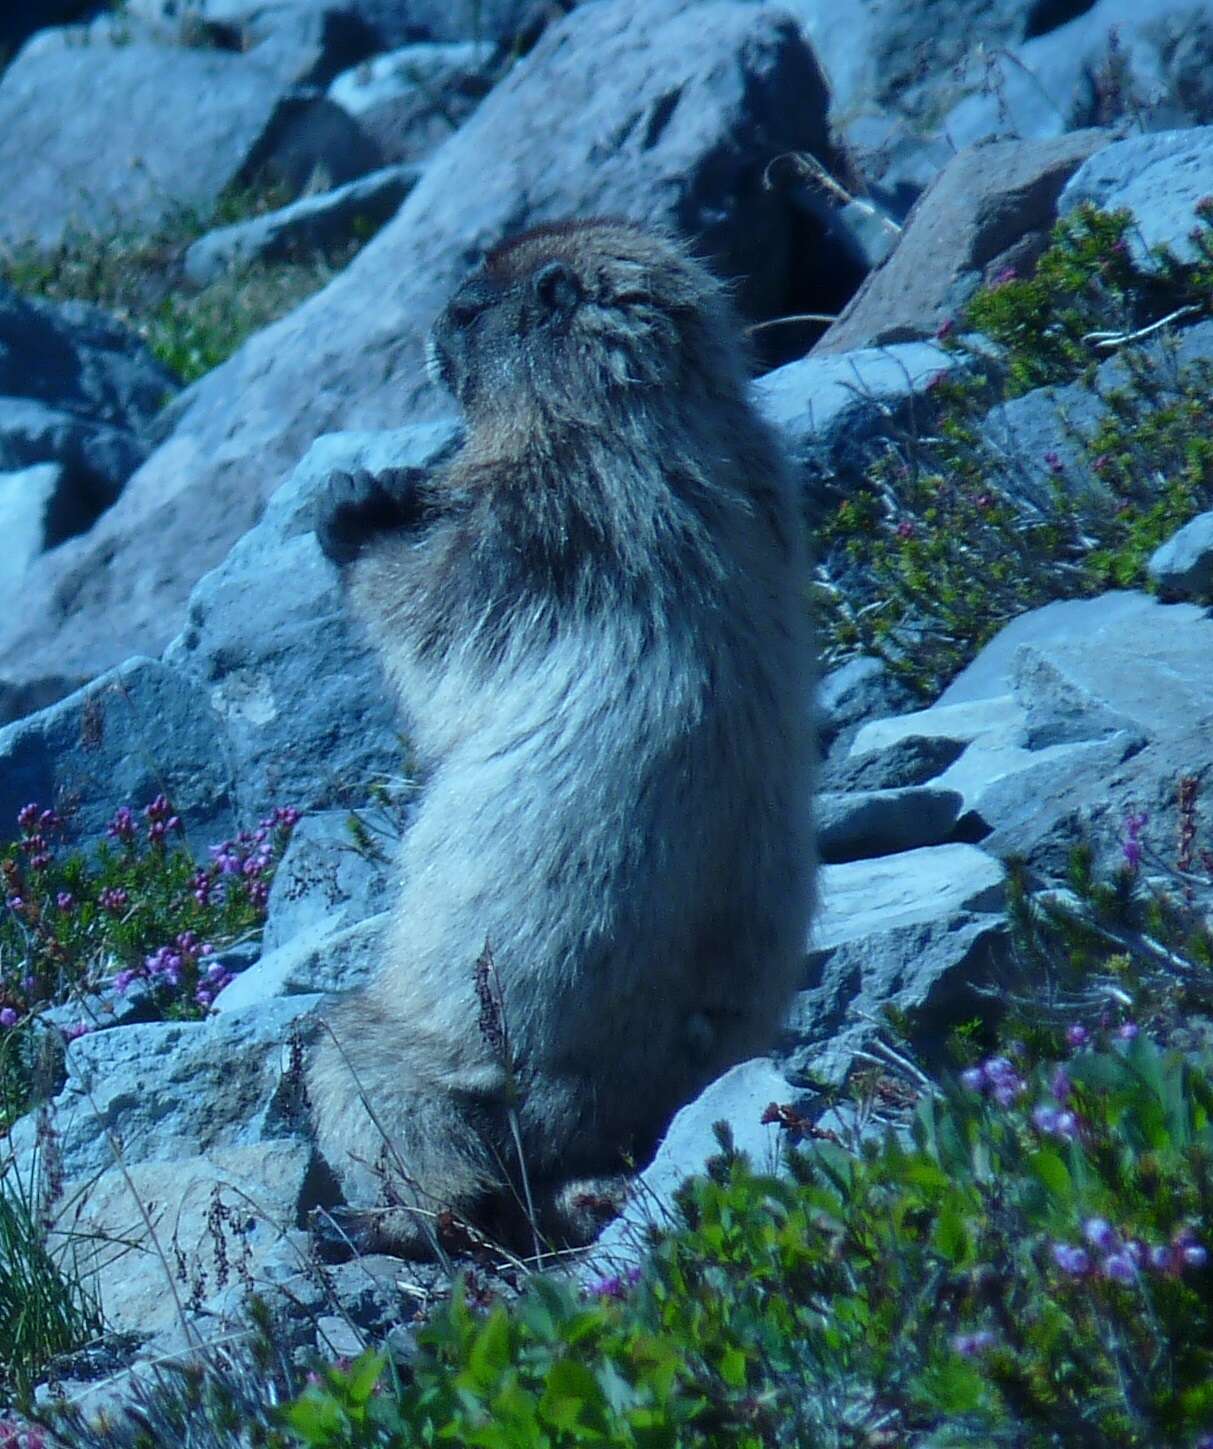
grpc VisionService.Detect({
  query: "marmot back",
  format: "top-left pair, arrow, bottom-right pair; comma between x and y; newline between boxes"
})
308,218 -> 816,1255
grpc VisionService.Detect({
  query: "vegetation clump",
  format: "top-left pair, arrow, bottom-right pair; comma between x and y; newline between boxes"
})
0,796 -> 297,1123
820,202 -> 1213,694
0,183 -> 369,384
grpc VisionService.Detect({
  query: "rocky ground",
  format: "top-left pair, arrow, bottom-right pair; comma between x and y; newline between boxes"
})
0,0 -> 1211,1423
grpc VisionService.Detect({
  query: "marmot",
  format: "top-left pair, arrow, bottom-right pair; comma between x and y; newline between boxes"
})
307,218 -> 815,1255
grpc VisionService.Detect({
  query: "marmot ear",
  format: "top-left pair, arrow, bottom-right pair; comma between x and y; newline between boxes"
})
532,259 -> 582,313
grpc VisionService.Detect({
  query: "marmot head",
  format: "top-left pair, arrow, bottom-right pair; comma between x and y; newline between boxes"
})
426,219 -> 747,429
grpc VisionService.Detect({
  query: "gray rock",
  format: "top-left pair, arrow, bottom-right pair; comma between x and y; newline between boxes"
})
0,287 -> 177,576
327,41 -> 488,165
1148,509 -> 1213,599
817,786 -> 965,863
54,1141 -> 320,1338
262,808 -> 395,954
852,694 -> 1026,754
1,0 -> 835,698
0,398 -> 149,547
975,318 -> 1213,518
813,130 -> 1111,355
818,656 -> 919,747
164,421 -> 459,823
786,911 -> 1010,1085
0,656 -> 236,851
0,286 -> 176,428
184,163 -> 419,286
9,995 -> 321,1181
943,0 -> 1213,152
756,340 -> 961,502
0,464 -> 61,591
782,843 -> 1008,1082
939,591 -> 1212,704
1060,126 -> 1213,267
0,28 -> 379,251
214,913 -> 389,1011
586,1059 -> 801,1274
825,732 -> 967,792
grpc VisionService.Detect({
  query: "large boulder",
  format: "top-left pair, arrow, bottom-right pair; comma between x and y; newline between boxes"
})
0,23 -> 381,252
813,130 -> 1111,355
0,0 -> 837,709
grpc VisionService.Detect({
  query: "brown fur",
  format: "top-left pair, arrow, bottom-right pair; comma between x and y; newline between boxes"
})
307,219 -> 816,1255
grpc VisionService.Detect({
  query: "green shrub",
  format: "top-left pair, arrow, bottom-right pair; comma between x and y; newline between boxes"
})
820,203 -> 1213,694
0,798 -> 297,1125
0,183 -> 367,384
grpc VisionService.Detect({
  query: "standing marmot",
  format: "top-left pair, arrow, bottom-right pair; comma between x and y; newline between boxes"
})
308,218 -> 815,1254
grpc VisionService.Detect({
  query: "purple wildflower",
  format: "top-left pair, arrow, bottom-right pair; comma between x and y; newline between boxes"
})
952,1330 -> 996,1357
1122,810 -> 1148,871
107,806 -> 136,844
1083,1218 -> 1117,1252
56,892 -> 74,912
1065,1024 -> 1090,1050
0,1007 -> 18,1028
1103,1252 -> 1136,1284
1051,1243 -> 1090,1276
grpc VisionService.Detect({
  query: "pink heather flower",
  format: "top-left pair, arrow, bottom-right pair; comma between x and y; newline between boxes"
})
16,803 -> 40,831
895,519 -> 915,539
1084,1218 -> 1118,1252
960,1067 -> 984,1092
29,852 -> 50,871
1051,1243 -> 1090,1276
1050,1067 -> 1071,1101
56,892 -> 74,911
1091,453 -> 1112,473
144,794 -> 172,822
38,809 -> 60,832
975,492 -> 993,510
0,1007 -> 18,1028
113,969 -> 136,994
1149,1244 -> 1173,1273
99,887 -> 129,914
147,820 -> 168,845
63,1022 -> 90,1042
1117,1021 -> 1139,1041
1065,1023 -> 1090,1050
6,896 -> 24,914
1043,450 -> 1064,473
1122,811 -> 1148,871
107,806 -> 136,843
1103,1252 -> 1136,1284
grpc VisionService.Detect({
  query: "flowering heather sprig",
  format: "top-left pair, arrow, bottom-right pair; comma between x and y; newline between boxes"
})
952,1329 -> 996,1357
1050,1221 -> 1207,1285
98,886 -> 129,914
588,1265 -> 643,1300
960,1054 -> 1027,1106
0,1006 -> 19,1028
107,805 -> 137,843
114,930 -> 224,1008
1122,810 -> 1148,872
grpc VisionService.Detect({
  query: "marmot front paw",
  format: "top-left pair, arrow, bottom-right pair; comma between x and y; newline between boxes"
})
313,466 -> 428,566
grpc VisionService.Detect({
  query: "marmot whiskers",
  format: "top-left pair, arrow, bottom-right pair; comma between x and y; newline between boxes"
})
307,218 -> 815,1254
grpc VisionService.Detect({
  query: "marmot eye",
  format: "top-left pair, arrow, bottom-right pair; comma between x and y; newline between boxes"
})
532,260 -> 582,313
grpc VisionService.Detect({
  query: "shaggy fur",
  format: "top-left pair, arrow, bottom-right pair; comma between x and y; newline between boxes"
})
307,219 -> 816,1254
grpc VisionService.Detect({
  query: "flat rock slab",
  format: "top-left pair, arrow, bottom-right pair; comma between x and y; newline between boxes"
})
813,842 -> 1005,951
183,163 -> 420,286
755,340 -> 959,496
817,786 -> 964,863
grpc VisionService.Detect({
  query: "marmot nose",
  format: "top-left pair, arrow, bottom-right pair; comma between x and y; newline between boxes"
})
447,280 -> 498,328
